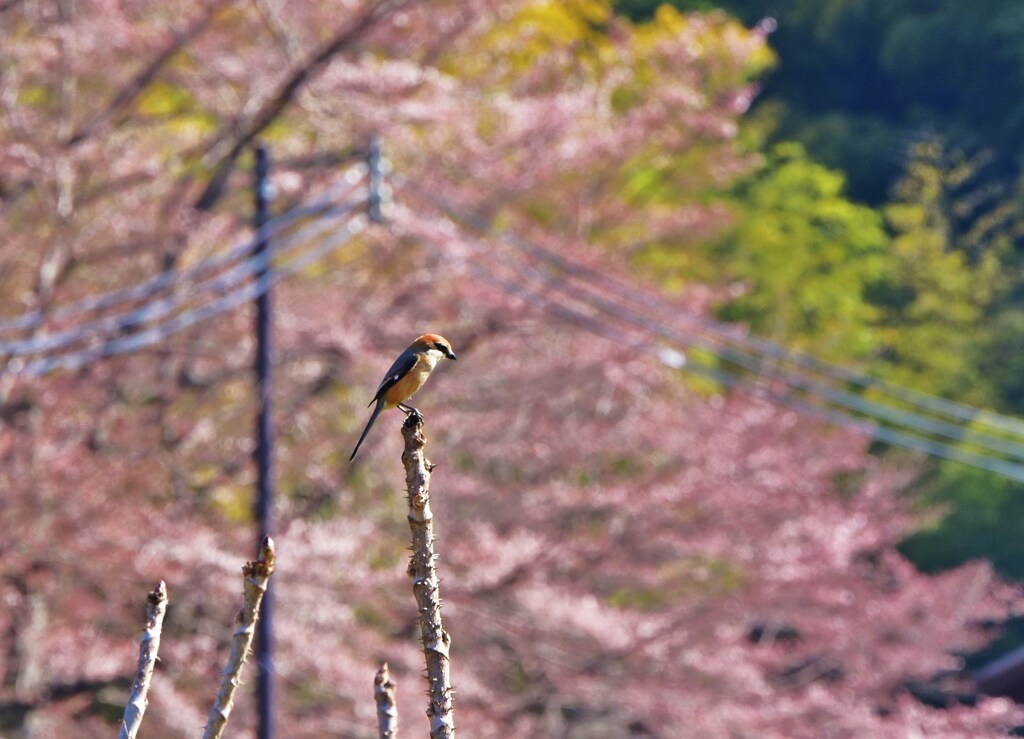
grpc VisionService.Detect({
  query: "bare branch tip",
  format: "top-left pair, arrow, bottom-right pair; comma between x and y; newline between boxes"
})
243,537 -> 277,578
259,535 -> 275,559
148,580 -> 168,605
263,545 -> 277,572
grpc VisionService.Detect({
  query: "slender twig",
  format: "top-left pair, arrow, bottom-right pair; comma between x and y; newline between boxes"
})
194,0 -> 412,210
374,662 -> 398,738
401,412 -> 455,739
202,536 -> 276,739
118,581 -> 168,739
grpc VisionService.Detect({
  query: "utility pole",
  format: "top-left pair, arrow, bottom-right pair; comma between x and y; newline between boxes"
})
253,144 -> 275,739
248,136 -> 380,738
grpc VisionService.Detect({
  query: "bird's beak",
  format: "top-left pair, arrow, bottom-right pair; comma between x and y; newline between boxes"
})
446,349 -> 457,360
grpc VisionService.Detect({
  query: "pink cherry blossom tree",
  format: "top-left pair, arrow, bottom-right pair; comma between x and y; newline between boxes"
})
0,1 -> 1020,736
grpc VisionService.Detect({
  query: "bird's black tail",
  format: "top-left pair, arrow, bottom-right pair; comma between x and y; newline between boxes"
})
349,400 -> 384,461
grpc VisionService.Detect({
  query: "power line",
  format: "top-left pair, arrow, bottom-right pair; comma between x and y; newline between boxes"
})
0,164 -> 368,336
532,243 -> 1024,438
3,212 -> 368,376
409,220 -> 1024,483
10,157 -> 1024,480
0,200 -> 364,358
398,197 -> 1024,483
399,178 -> 1024,440
493,244 -> 1024,461
397,181 -> 1024,460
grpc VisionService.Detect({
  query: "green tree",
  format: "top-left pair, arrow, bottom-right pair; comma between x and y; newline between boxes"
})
872,140 -> 1005,401
978,308 -> 1024,415
900,465 -> 1024,581
617,2 -> 1024,592
617,0 -> 1024,210
867,140 -> 1024,582
640,142 -> 889,360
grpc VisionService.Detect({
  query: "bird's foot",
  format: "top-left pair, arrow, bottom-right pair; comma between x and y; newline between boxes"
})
400,404 -> 423,427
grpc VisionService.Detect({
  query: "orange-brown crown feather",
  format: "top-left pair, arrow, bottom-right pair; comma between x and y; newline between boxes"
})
413,333 -> 450,348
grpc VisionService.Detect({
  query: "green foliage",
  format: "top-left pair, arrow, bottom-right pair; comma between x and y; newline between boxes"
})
617,0 -> 1024,208
136,81 -> 195,117
872,140 -> 1005,401
616,0 -> 718,16
669,143 -> 888,360
778,113 -> 906,207
613,0 -> 1024,604
450,0 -> 615,81
978,309 -> 1024,415
899,464 -> 1024,580
444,0 -> 773,256
695,136 -> 1018,581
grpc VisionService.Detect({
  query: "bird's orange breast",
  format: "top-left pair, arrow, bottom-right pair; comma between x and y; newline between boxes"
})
381,353 -> 434,407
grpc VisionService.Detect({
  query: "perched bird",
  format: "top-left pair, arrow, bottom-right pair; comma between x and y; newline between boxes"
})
349,333 -> 457,461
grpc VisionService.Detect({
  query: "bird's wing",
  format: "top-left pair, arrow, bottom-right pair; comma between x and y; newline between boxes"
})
370,349 -> 419,405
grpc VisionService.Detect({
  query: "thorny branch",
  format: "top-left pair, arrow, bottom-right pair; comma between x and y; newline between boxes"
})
401,412 -> 455,739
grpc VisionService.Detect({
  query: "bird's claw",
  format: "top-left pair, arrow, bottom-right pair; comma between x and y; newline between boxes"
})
402,408 -> 424,428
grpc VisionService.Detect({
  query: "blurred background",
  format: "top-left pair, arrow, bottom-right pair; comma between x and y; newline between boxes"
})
5,0 -> 1024,736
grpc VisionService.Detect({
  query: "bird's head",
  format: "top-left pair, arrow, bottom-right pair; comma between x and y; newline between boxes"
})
415,333 -> 457,360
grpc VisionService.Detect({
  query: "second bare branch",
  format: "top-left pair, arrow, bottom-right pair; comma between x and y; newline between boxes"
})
374,661 -> 398,738
202,536 -> 276,739
118,580 -> 168,739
